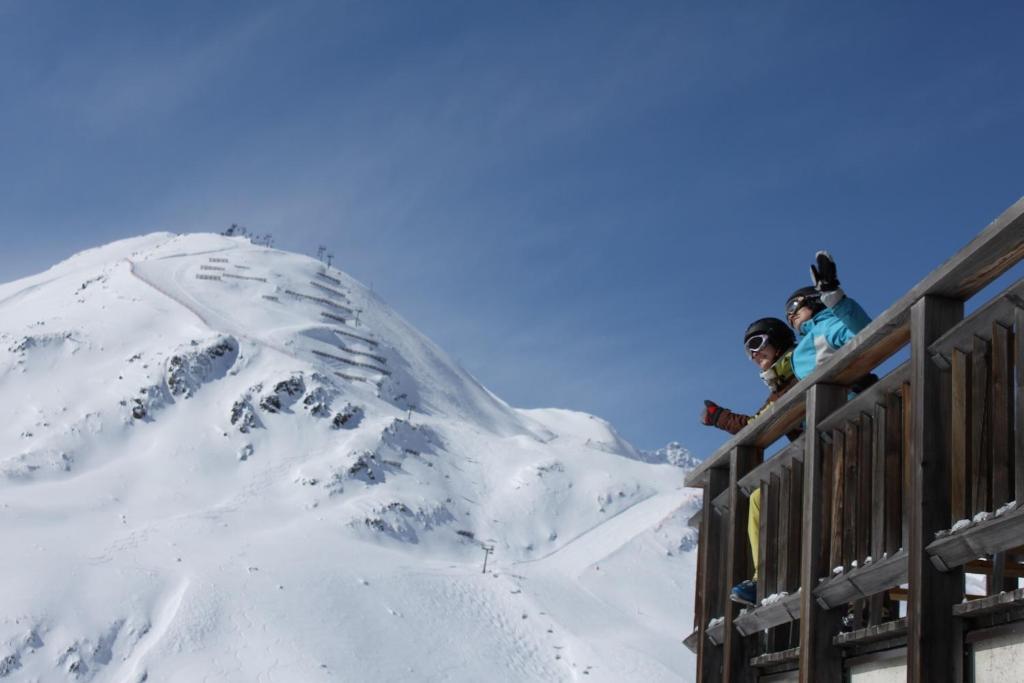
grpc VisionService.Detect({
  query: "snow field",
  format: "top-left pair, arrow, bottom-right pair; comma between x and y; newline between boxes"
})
0,233 -> 700,681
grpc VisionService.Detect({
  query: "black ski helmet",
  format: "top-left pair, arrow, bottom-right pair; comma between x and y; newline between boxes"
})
743,317 -> 795,352
785,286 -> 825,319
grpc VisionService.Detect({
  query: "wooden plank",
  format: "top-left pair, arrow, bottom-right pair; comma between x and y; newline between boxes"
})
991,322 -> 1015,596
798,383 -> 848,683
907,295 -> 965,683
950,348 -> 971,522
757,482 -> 768,606
844,420 -> 860,568
929,278 -> 1024,365
1017,308 -> 1024,505
991,322 -> 1014,508
829,428 -> 846,572
834,617 -> 908,647
723,446 -> 761,683
952,587 -> 1024,618
697,468 -> 728,683
736,435 -> 805,495
927,504 -> 1024,570
734,592 -> 802,636
751,646 -> 800,668
765,472 -> 782,637
813,549 -> 908,609
902,382 -> 913,552
971,335 -> 992,516
870,404 -> 887,627
787,460 -> 804,594
683,628 -> 701,654
693,507 -> 707,634
858,413 -> 874,567
885,390 -> 904,556
686,197 -> 1024,489
777,467 -> 792,597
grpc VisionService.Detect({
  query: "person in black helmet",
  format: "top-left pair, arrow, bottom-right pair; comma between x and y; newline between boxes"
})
700,317 -> 799,435
700,318 -> 802,607
785,252 -> 872,381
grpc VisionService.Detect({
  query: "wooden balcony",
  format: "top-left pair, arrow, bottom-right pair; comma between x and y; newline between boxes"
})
689,197 -> 1024,682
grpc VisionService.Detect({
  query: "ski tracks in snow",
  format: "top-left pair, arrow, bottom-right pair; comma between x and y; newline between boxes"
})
116,578 -> 191,683
516,488 -> 691,577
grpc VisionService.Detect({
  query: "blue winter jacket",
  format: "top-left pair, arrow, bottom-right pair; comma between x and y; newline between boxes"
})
792,296 -> 872,380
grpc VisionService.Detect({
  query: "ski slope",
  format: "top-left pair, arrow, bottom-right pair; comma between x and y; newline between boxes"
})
0,233 -> 700,682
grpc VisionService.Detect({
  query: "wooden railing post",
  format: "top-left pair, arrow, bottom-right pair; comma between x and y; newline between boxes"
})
698,467 -> 728,683
908,295 -> 964,683
722,446 -> 761,683
798,383 -> 848,683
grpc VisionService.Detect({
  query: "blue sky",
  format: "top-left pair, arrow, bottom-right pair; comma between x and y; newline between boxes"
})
1,1 -> 1023,458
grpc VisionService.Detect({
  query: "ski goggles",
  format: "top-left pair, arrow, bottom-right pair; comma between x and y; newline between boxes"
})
745,333 -> 771,356
785,295 -> 818,317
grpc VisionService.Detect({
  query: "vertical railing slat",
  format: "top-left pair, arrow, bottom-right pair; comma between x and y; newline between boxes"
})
990,321 -> 1015,594
829,428 -> 846,573
869,404 -> 887,627
886,390 -> 904,556
843,421 -> 860,569
991,322 -> 1014,508
971,335 -> 992,515
777,467 -> 792,597
951,348 -> 971,522
788,458 -> 804,649
764,472 -> 782,651
857,412 -> 874,565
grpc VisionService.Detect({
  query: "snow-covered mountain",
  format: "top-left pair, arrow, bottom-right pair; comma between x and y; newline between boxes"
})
0,233 -> 700,682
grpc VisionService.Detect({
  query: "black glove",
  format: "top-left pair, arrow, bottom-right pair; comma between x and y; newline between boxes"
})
810,251 -> 840,292
701,400 -> 725,427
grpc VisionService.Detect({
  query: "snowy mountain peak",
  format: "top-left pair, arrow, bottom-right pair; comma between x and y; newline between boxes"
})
0,233 -> 699,681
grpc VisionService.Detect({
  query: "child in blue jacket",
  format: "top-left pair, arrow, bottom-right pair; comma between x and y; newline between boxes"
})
785,252 -> 871,380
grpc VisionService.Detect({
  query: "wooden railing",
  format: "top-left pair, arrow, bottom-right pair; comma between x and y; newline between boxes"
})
685,197 -> 1024,682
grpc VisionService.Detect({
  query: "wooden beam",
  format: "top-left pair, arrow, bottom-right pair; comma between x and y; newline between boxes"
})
723,446 -> 761,683
697,468 -> 728,683
798,383 -> 848,683
907,295 -> 965,683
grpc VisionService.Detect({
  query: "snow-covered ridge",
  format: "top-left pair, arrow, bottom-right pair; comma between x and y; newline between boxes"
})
0,233 -> 700,682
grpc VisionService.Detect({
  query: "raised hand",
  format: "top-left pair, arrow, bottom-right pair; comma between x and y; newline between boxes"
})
810,250 -> 840,293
